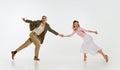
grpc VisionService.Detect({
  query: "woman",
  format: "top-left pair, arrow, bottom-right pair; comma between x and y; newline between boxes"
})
64,20 -> 108,62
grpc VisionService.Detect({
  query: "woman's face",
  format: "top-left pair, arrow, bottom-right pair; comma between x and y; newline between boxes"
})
74,22 -> 79,29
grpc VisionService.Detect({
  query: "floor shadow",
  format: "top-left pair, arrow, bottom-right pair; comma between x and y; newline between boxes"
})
34,61 -> 39,70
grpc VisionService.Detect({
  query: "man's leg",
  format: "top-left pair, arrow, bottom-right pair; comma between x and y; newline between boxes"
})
30,32 -> 41,61
11,38 -> 32,60
16,38 -> 32,52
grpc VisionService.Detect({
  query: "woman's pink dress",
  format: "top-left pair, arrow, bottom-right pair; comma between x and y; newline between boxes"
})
65,27 -> 102,55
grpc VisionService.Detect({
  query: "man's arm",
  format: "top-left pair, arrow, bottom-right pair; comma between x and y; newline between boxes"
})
22,18 -> 40,31
22,18 -> 35,23
48,24 -> 64,37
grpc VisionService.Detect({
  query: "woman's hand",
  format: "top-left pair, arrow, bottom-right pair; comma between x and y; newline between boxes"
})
94,31 -> 98,34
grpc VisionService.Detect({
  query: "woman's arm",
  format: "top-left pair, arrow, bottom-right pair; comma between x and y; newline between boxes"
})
86,30 -> 98,34
64,31 -> 75,37
81,27 -> 97,34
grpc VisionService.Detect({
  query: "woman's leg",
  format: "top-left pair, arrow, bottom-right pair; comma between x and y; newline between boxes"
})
84,53 -> 87,61
98,49 -> 108,62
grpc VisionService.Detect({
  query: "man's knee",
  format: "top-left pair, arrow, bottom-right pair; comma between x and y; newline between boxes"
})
35,44 -> 40,48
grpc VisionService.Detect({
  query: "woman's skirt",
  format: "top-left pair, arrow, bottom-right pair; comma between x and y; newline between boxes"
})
80,34 -> 102,55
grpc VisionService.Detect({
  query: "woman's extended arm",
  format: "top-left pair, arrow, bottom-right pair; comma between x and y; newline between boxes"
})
86,30 -> 98,34
64,31 -> 75,37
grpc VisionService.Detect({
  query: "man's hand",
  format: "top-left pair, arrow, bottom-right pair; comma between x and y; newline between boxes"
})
58,34 -> 64,37
22,18 -> 26,22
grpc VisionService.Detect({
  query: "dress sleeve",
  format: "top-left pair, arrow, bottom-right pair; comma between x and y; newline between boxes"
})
81,27 -> 88,32
64,31 -> 76,37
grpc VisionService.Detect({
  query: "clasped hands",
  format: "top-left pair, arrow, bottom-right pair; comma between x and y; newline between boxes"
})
58,34 -> 64,37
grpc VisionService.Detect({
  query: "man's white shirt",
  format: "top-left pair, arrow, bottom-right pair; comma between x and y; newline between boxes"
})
32,23 -> 45,35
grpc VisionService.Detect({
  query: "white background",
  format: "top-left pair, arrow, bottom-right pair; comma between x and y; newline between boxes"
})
0,0 -> 120,70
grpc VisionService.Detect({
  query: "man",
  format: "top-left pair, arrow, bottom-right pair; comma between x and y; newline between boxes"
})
11,16 -> 63,61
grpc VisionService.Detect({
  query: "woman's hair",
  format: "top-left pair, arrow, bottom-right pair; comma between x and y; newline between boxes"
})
73,20 -> 80,30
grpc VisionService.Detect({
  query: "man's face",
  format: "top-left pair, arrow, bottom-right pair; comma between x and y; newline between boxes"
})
41,16 -> 47,23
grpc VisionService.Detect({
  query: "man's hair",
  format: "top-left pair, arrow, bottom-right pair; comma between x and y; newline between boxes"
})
42,16 -> 47,18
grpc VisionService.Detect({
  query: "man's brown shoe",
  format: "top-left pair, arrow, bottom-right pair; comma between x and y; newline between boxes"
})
11,51 -> 17,60
34,56 -> 40,61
